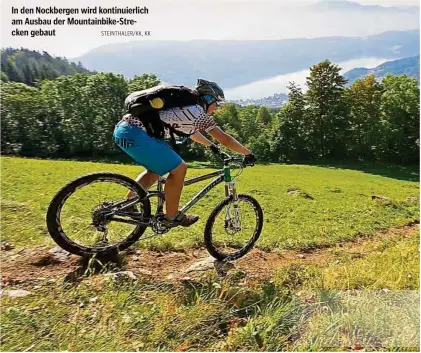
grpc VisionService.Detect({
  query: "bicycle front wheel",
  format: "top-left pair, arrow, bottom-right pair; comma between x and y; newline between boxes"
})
204,194 -> 263,261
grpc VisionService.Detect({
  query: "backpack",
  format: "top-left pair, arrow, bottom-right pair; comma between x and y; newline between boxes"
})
124,85 -> 201,139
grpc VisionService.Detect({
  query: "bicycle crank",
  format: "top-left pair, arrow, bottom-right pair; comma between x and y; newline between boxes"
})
151,213 -> 171,235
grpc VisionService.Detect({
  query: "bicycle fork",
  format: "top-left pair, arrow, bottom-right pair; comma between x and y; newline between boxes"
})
224,166 -> 241,230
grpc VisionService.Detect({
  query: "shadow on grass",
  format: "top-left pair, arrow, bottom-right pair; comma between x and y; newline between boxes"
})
5,153 -> 419,182
298,160 -> 420,182
3,153 -> 222,170
62,251 -> 125,288
63,155 -> 419,182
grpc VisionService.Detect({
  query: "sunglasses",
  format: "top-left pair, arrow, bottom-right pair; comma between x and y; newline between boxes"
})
202,95 -> 218,105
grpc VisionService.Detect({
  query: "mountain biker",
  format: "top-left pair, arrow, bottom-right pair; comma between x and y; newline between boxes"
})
113,79 -> 256,228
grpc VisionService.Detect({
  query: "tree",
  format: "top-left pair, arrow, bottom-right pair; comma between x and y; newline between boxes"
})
271,82 -> 308,161
84,73 -> 128,155
379,75 -> 420,164
306,60 -> 349,159
3,58 -> 24,83
256,106 -> 273,127
249,134 -> 272,162
1,52 -> 419,166
212,103 -> 242,139
345,74 -> 383,161
40,74 -> 91,155
239,105 -> 260,143
21,64 -> 35,85
1,71 -> 9,82
1,82 -> 54,155
128,74 -> 160,92
1,48 -> 93,86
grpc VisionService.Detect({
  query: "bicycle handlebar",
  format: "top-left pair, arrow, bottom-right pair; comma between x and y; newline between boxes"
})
176,139 -> 254,168
175,137 -> 193,147
210,145 -> 254,167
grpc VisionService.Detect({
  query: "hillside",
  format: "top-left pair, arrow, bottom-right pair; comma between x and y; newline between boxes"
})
1,156 -> 419,351
74,30 -> 420,89
1,48 -> 94,86
344,55 -> 420,84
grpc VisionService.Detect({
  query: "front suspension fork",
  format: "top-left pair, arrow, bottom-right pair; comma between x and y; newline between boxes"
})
225,181 -> 241,228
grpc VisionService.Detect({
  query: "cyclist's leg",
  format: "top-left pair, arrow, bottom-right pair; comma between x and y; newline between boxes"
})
126,170 -> 159,199
113,121 -> 198,226
163,162 -> 199,227
164,161 -> 187,217
114,120 -> 182,173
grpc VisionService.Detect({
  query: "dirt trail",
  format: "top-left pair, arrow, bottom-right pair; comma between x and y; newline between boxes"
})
1,223 -> 419,288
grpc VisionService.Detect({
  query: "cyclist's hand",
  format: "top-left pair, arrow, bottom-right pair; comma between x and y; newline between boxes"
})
176,137 -> 192,147
210,145 -> 230,159
244,153 -> 257,166
209,144 -> 221,155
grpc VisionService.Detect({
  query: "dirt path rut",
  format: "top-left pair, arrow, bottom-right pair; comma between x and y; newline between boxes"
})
1,223 -> 418,288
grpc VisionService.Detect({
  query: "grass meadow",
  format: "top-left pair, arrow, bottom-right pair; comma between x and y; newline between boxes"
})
1,156 -> 419,351
1,156 -> 419,251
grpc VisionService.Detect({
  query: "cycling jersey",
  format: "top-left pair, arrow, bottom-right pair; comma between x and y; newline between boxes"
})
122,104 -> 217,136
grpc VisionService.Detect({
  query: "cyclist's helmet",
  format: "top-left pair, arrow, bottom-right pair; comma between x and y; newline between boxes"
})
195,79 -> 225,105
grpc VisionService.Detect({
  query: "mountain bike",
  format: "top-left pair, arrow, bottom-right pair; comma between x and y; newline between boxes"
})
46,147 -> 263,261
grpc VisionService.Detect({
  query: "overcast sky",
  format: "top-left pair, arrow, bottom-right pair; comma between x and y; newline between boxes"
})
1,0 -> 419,58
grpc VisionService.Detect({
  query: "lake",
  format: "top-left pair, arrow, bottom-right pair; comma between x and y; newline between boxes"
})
225,57 -> 395,100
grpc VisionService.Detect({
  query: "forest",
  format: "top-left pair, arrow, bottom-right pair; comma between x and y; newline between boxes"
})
1,49 -> 419,165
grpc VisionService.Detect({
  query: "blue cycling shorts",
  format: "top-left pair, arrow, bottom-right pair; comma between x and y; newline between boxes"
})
113,121 -> 183,176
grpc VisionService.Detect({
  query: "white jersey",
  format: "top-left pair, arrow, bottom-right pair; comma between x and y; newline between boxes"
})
122,104 -> 217,136
159,104 -> 216,135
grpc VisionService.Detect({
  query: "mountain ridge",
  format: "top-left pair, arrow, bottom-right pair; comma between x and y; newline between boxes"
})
344,55 -> 420,84
74,30 -> 420,89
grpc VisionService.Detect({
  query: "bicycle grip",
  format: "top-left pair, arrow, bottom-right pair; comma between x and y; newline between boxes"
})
210,144 -> 220,154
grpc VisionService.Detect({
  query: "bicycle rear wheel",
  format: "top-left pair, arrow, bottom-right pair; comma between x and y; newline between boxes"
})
46,173 -> 151,256
204,194 -> 263,261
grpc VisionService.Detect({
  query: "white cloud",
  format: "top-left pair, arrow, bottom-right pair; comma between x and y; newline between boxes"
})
1,0 -> 419,58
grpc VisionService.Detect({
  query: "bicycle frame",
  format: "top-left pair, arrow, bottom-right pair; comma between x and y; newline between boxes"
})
110,159 -> 240,227
152,160 -> 237,216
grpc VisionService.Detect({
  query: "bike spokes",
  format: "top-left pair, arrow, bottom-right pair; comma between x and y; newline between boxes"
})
213,199 -> 257,249
204,194 -> 263,261
224,203 -> 243,234
59,181 -> 143,248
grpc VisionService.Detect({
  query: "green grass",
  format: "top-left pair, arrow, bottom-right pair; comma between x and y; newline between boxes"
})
1,237 -> 419,351
1,156 -> 419,351
318,235 -> 420,290
287,236 -> 420,351
275,234 -> 420,292
1,156 -> 419,251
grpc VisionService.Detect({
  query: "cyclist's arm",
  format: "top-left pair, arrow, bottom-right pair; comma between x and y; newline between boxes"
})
190,132 -> 213,147
187,105 -> 250,155
207,127 -> 251,155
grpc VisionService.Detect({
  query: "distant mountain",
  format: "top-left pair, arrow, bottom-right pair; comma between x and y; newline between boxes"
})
344,55 -> 420,84
1,48 -> 93,86
228,93 -> 289,108
311,0 -> 418,13
74,30 -> 419,89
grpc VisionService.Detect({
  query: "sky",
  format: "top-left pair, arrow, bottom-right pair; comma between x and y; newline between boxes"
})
219,0 -> 419,5
1,0 -> 419,58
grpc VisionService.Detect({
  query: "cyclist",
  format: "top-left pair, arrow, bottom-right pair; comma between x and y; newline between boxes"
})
113,79 -> 256,228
